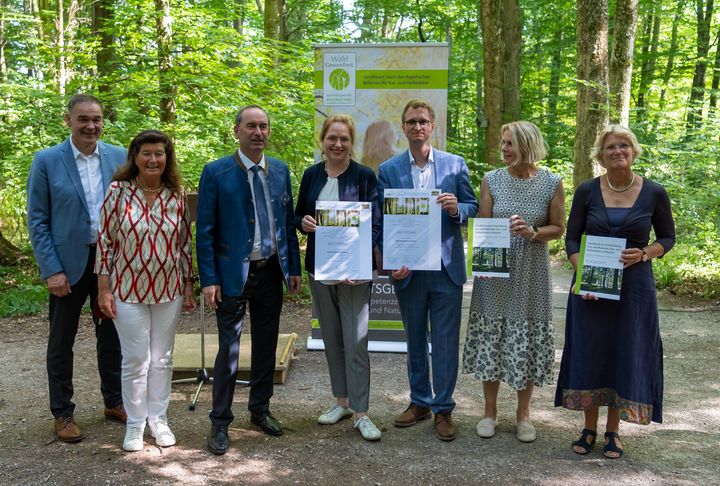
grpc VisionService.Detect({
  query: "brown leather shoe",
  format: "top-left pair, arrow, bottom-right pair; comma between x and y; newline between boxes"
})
104,404 -> 127,423
54,416 -> 82,443
393,404 -> 432,428
434,411 -> 456,441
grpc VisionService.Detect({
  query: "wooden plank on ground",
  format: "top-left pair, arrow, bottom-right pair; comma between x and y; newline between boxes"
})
172,333 -> 297,384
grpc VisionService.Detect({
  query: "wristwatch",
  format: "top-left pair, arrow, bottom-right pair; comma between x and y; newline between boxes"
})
641,248 -> 648,262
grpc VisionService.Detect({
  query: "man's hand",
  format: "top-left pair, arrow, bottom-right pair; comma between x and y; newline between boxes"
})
203,285 -> 222,310
437,193 -> 458,216
97,288 -> 116,319
289,276 -> 302,294
47,272 -> 71,297
391,266 -> 410,280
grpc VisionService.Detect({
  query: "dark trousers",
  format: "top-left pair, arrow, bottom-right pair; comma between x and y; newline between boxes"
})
47,246 -> 122,418
210,255 -> 283,426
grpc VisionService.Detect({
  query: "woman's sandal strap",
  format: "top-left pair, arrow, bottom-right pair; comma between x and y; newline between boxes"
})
571,428 -> 597,455
603,431 -> 624,459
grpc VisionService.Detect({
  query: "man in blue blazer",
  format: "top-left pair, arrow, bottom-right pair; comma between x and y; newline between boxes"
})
27,94 -> 126,442
378,100 -> 478,441
196,105 -> 302,454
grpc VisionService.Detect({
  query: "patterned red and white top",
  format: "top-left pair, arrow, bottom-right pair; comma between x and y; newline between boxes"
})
95,181 -> 193,304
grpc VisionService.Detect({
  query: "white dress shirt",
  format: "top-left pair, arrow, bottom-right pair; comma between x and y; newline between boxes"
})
238,149 -> 277,260
409,147 -> 436,190
69,139 -> 104,244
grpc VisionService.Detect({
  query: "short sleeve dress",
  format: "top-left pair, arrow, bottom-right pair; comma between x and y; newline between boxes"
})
462,167 -> 561,391
554,176 -> 675,424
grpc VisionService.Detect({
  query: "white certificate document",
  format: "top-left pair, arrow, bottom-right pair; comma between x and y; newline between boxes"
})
314,201 -> 373,280
382,188 -> 441,271
575,234 -> 626,300
467,218 -> 511,277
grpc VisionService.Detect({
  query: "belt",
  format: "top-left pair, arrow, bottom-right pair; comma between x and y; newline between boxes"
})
250,254 -> 277,269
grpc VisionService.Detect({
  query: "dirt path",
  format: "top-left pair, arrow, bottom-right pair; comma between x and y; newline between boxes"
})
1,265 -> 718,485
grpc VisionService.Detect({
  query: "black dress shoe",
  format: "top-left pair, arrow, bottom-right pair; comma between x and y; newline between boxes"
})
251,412 -> 283,436
208,424 -> 229,455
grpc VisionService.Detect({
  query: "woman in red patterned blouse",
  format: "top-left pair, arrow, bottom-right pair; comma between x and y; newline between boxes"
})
96,130 -> 197,452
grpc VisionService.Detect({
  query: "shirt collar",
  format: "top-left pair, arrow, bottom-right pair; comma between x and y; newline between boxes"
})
408,146 -> 435,168
69,138 -> 100,160
237,149 -> 266,171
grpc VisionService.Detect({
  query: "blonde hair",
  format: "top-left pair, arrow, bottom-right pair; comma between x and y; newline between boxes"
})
501,121 -> 547,166
590,125 -> 643,167
319,114 -> 356,159
401,99 -> 436,123
361,120 -> 397,172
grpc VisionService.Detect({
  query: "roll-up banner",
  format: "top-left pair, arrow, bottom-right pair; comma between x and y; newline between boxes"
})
309,43 -> 449,353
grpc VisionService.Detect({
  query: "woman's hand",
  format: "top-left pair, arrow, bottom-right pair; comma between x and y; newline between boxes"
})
182,283 -> 198,312
620,247 -> 644,269
509,214 -> 534,239
98,288 -> 116,319
570,283 -> 599,301
301,215 -> 317,233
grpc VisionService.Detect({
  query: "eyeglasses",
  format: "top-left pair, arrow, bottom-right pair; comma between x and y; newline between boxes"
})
325,136 -> 352,144
404,119 -> 432,128
603,143 -> 631,152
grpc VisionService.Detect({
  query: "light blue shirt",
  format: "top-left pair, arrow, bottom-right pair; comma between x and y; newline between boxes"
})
69,139 -> 103,244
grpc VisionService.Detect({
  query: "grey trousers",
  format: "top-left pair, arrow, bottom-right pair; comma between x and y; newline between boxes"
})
310,277 -> 371,412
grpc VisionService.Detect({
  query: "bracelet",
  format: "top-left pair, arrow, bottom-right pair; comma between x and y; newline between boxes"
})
530,224 -> 539,240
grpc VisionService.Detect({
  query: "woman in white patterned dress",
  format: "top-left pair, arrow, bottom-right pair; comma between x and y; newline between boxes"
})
462,121 -> 565,442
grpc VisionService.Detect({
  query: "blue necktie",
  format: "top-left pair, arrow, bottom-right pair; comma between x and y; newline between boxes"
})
250,165 -> 272,258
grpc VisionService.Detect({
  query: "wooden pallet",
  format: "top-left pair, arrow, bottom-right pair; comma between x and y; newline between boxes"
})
171,332 -> 297,384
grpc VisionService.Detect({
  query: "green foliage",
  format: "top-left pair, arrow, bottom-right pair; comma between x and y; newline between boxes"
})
0,255 -> 47,317
1,0 -> 719,304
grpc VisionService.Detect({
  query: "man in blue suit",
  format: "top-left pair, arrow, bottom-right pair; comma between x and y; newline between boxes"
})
196,105 -> 302,455
27,94 -> 126,443
378,100 -> 478,441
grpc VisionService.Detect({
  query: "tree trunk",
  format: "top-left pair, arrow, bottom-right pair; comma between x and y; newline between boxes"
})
708,28 -> 720,113
608,0 -> 637,125
56,0 -> 66,95
476,0 -> 487,162
481,0 -> 503,166
93,0 -> 118,121
655,0 -> 683,130
501,0 -> 521,123
636,6 -> 661,123
155,0 -> 176,125
573,0 -> 609,189
234,0 -> 247,35
264,0 -> 283,40
0,229 -> 21,266
547,25 -> 564,145
686,0 -> 714,133
0,0 -> 7,84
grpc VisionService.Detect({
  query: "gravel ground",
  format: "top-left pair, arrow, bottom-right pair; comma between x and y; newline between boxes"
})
0,264 -> 718,485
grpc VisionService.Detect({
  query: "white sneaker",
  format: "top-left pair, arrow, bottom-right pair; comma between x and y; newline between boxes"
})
123,425 -> 145,452
476,417 -> 496,438
354,416 -> 381,441
317,404 -> 353,425
516,420 -> 537,443
148,416 -> 176,447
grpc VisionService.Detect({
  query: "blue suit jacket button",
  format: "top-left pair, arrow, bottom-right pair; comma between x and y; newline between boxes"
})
249,218 -> 254,224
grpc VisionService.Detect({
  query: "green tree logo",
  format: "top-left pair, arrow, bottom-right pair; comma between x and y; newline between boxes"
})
329,69 -> 350,90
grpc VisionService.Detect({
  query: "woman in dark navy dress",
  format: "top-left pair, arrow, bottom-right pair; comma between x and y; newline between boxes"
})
555,125 -> 675,459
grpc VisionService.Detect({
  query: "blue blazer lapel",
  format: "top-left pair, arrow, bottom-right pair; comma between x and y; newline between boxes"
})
397,153 -> 414,189
59,139 -> 90,214
433,151 -> 450,192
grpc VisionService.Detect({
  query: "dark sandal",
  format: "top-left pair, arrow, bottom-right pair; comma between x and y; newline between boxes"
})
603,431 -> 624,459
571,428 -> 597,455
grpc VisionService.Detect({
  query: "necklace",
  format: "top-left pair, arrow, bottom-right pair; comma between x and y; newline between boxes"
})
606,172 -> 635,193
134,178 -> 163,193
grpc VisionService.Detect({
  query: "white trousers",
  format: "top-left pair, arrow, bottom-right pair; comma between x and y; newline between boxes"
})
114,298 -> 182,427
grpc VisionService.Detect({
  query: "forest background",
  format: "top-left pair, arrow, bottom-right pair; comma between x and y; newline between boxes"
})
0,0 -> 718,317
